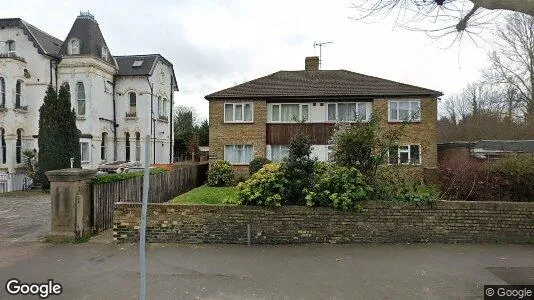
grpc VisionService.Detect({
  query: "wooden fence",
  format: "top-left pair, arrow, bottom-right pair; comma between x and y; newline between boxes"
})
92,162 -> 208,232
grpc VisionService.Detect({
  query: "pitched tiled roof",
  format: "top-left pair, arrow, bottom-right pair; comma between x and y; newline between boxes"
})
115,54 -> 159,76
58,14 -> 117,68
115,54 -> 179,90
205,70 -> 442,100
0,18 -> 63,56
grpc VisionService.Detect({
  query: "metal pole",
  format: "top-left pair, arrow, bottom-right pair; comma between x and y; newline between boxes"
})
139,134 -> 151,300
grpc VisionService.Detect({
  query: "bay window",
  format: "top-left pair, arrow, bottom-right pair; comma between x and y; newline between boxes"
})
224,103 -> 253,122
326,102 -> 370,122
224,145 -> 253,164
388,144 -> 421,165
388,100 -> 420,122
80,141 -> 90,163
270,103 -> 309,122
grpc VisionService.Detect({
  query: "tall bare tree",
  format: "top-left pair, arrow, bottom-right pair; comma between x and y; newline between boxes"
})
484,12 -> 534,121
351,0 -> 534,39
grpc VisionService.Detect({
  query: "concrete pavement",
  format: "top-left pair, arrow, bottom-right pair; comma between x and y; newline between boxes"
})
0,242 -> 533,299
0,191 -> 50,242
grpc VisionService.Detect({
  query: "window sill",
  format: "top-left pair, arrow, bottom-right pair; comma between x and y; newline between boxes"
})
387,120 -> 421,124
230,163 -> 250,166
157,119 -> 169,123
125,117 -> 138,121
223,121 -> 254,124
387,164 -> 422,167
0,108 -> 7,112
13,108 -> 28,114
81,161 -> 90,165
77,116 -> 87,120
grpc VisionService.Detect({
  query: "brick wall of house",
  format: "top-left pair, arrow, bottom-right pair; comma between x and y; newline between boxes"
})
114,201 -> 534,244
374,97 -> 438,180
208,100 -> 267,174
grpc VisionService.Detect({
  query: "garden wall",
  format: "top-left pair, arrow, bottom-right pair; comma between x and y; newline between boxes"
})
113,201 -> 534,244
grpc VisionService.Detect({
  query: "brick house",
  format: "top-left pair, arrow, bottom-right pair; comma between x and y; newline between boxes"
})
205,57 -> 442,179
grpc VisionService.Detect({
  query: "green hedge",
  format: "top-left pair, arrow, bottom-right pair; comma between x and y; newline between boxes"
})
91,168 -> 166,185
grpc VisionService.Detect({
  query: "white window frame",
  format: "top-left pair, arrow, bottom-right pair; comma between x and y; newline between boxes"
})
224,103 -> 254,123
69,38 -> 80,55
80,141 -> 91,164
326,102 -> 371,122
224,144 -> 254,165
388,99 -> 421,122
102,46 -> 108,60
269,145 -> 289,162
76,82 -> 86,116
7,40 -> 15,54
269,103 -> 309,123
387,144 -> 422,165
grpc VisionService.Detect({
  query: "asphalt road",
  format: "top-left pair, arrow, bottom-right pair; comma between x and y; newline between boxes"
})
0,242 -> 533,299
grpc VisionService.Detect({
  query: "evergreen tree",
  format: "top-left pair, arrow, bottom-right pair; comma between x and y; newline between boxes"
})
36,85 -> 80,188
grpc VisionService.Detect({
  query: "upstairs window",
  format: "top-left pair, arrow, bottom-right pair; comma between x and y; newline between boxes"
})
69,39 -> 80,55
101,46 -> 108,60
15,80 -> 22,108
163,98 -> 167,116
157,96 -> 162,116
6,40 -> 15,53
128,92 -> 136,116
327,102 -> 370,122
0,77 -> 5,107
76,82 -> 86,116
388,144 -> 421,165
224,103 -> 253,122
270,104 -> 309,122
80,141 -> 90,163
388,100 -> 421,122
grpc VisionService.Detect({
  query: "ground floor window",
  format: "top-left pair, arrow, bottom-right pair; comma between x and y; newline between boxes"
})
0,128 -> 6,164
80,141 -> 90,163
15,129 -> 22,163
135,132 -> 141,161
270,145 -> 289,162
388,144 -> 421,165
224,145 -> 253,164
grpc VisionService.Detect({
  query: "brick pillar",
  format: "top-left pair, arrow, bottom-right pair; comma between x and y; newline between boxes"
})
46,168 -> 96,242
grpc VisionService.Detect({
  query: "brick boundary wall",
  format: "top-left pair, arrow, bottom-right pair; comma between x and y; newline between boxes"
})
113,201 -> 534,244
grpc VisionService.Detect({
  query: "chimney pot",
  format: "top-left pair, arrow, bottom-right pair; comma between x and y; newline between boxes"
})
305,56 -> 319,71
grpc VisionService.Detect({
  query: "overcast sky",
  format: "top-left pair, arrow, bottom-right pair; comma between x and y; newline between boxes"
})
2,0 -> 496,121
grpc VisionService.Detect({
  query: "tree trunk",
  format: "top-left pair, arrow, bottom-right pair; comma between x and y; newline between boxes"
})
471,0 -> 534,17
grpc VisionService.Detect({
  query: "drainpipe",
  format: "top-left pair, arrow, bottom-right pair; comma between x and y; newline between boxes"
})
112,77 -> 117,161
169,78 -> 174,163
145,76 -> 154,165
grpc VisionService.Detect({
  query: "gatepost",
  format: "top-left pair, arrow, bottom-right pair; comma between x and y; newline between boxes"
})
46,168 -> 96,242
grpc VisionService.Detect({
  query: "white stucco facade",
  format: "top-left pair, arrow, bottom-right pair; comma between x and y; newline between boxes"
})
0,15 -> 178,173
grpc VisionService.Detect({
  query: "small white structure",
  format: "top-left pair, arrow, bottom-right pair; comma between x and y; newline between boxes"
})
0,13 -> 178,176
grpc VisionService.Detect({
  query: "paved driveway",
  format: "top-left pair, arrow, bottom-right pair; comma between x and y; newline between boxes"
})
0,191 -> 50,242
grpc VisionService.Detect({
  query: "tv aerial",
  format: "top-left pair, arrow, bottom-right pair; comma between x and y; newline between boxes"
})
313,41 -> 333,69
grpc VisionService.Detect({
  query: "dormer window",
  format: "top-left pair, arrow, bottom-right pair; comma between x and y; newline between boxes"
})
102,46 -> 108,60
6,40 -> 15,54
69,39 -> 80,55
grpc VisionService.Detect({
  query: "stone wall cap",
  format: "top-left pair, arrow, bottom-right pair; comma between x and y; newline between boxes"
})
46,168 -> 97,182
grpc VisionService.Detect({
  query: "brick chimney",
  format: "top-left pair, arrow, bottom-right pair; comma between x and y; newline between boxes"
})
305,56 -> 319,71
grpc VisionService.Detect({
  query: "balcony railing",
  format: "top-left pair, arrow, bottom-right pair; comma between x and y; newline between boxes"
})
0,52 -> 26,62
158,115 -> 169,122
125,111 -> 137,118
14,104 -> 28,111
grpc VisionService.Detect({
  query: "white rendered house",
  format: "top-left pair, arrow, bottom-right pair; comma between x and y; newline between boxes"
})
0,12 -> 178,174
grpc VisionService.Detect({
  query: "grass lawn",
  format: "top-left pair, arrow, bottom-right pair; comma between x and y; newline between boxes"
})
171,185 -> 238,205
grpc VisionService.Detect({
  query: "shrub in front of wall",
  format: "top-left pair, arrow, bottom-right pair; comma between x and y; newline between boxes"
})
207,160 -> 234,187
249,157 -> 271,175
281,134 -> 317,205
486,154 -> 534,202
306,166 -> 373,211
388,182 -> 439,205
237,163 -> 288,207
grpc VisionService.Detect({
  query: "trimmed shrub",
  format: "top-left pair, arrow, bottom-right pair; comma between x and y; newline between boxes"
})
249,157 -> 271,175
306,166 -> 372,210
91,168 -> 166,185
237,163 -> 288,207
207,160 -> 234,187
282,134 -> 317,205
